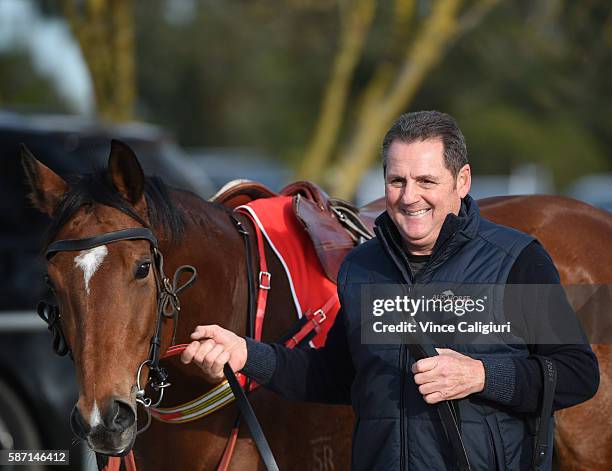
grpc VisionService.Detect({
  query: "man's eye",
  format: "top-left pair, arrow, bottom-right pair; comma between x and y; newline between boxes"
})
135,262 -> 151,279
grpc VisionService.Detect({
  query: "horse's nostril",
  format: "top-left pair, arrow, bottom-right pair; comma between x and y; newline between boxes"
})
107,399 -> 135,432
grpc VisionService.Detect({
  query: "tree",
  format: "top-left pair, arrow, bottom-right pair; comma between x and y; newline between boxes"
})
298,0 -> 501,199
61,0 -> 135,122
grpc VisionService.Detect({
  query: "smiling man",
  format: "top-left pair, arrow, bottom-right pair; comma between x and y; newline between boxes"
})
182,111 -> 599,470
384,138 -> 469,255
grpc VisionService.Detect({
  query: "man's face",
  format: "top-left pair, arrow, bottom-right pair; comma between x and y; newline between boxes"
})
384,138 -> 470,255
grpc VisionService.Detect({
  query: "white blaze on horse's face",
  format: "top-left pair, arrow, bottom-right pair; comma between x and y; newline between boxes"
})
89,400 -> 102,428
74,246 -> 108,295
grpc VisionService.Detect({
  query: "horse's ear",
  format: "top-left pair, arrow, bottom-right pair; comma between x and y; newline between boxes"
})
107,139 -> 145,206
21,144 -> 68,216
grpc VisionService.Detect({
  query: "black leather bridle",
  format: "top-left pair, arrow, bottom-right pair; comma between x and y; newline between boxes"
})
38,224 -> 280,471
39,227 -> 197,394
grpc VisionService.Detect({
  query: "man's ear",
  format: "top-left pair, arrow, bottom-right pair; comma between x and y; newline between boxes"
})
456,164 -> 471,198
107,139 -> 145,207
21,144 -> 69,216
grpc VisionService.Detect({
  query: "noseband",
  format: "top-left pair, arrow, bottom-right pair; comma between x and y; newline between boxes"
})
39,227 -> 197,402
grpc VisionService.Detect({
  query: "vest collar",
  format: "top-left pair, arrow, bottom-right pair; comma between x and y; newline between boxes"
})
374,194 -> 481,282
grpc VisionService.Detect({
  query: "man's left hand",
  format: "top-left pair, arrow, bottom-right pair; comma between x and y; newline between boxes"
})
412,348 -> 485,404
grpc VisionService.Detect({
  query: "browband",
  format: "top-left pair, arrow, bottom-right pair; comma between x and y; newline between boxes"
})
46,228 -> 158,259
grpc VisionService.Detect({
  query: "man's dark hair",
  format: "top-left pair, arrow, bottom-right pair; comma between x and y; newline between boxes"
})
382,111 -> 468,179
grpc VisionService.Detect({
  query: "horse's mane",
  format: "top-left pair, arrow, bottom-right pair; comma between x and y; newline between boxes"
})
45,168 -> 185,247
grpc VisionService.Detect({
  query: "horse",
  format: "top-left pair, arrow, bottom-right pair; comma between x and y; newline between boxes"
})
479,196 -> 612,471
24,141 -> 612,470
22,140 -> 354,470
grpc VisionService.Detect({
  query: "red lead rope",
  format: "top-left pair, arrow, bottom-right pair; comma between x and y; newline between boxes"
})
163,343 -> 249,385
101,451 -> 136,471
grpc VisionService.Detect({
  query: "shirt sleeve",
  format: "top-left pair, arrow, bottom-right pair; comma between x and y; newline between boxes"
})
477,241 -> 600,413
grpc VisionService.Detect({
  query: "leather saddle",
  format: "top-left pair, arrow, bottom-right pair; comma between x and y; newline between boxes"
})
211,179 -> 380,283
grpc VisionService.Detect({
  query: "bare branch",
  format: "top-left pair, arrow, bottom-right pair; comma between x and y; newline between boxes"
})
297,0 -> 376,181
328,0 -> 465,199
456,0 -> 501,37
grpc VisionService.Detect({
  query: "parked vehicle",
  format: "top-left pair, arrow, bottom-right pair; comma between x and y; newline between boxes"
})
0,112 -> 213,470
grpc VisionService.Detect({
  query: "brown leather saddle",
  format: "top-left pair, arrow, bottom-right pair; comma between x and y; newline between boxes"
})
211,180 -> 382,283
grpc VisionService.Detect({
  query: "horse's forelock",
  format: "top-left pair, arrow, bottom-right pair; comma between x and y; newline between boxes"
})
44,170 -> 185,248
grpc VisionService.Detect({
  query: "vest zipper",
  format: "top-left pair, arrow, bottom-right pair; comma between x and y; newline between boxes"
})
400,343 -> 407,471
417,230 -> 458,281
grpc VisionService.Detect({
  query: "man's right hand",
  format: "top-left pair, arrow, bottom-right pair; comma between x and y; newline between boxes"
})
180,324 -> 248,383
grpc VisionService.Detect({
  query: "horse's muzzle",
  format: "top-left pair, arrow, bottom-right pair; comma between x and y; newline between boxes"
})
71,399 -> 136,455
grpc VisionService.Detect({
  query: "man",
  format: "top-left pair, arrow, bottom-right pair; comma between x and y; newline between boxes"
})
181,111 -> 599,470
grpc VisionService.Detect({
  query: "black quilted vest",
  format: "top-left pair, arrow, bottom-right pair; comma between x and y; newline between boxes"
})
338,195 -> 552,470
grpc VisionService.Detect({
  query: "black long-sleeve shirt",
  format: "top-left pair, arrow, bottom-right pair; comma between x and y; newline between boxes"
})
242,241 -> 600,414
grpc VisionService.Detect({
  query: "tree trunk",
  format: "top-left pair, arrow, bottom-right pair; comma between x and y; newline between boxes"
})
297,0 -> 376,181
62,0 -> 136,122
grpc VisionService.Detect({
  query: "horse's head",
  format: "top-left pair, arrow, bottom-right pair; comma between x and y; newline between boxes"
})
22,141 -> 178,455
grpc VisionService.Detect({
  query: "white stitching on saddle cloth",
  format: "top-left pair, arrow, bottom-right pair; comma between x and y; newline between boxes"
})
74,246 -> 108,295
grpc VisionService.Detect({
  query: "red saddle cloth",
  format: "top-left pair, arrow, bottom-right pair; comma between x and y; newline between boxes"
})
237,196 -> 340,347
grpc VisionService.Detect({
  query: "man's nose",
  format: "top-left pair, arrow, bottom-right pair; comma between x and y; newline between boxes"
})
400,182 -> 420,205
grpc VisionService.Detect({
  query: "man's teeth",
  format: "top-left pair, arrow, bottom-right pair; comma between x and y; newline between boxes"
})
405,209 -> 430,216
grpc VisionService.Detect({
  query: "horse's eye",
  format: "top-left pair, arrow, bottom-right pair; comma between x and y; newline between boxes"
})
135,262 -> 151,279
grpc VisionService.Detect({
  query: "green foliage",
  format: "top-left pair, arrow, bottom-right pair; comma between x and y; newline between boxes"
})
413,0 -> 612,187
0,49 -> 68,112
134,0 -> 337,161
4,0 -> 611,192
455,105 -> 607,188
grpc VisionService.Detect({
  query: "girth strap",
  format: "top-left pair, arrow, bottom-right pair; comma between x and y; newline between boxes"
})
234,208 -> 270,342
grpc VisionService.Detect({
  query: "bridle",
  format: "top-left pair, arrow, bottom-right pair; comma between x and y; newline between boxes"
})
38,223 -> 280,471
38,227 -> 197,408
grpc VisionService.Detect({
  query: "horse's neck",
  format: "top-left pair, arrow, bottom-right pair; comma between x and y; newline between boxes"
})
159,193 -> 250,338
157,190 -> 299,345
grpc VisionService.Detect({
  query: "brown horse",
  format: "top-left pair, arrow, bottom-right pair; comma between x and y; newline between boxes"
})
24,141 -> 611,470
479,196 -> 612,471
23,141 -> 353,470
